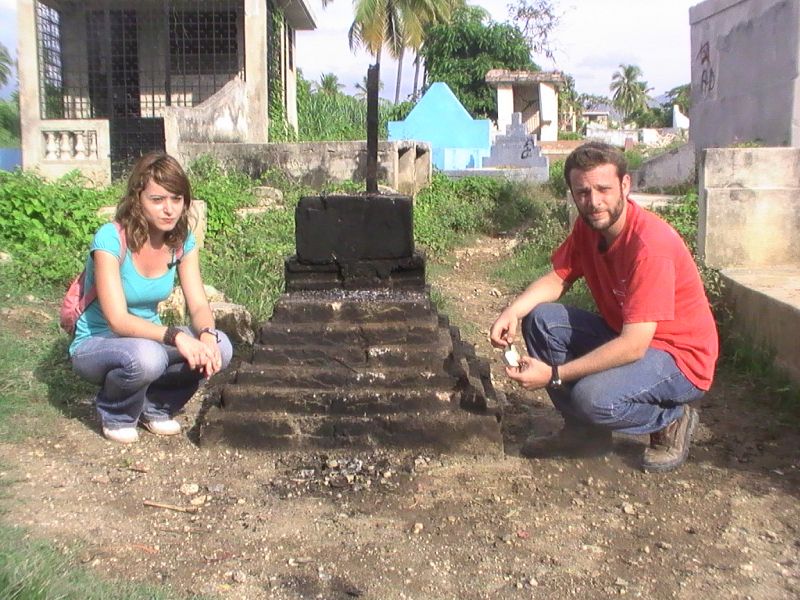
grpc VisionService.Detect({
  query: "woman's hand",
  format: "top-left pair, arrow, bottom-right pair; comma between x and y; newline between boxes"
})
175,332 -> 219,377
505,356 -> 551,390
199,333 -> 223,377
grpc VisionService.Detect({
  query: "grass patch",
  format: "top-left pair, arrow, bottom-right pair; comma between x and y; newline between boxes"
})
0,521 -> 202,600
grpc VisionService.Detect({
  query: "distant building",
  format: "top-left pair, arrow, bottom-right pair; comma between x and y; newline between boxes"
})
484,69 -> 565,142
582,103 -> 623,129
17,0 -> 316,184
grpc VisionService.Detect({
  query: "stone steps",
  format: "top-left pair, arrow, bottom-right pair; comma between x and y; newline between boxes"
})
270,290 -> 433,323
251,342 -> 452,369
221,384 -> 460,415
199,410 -> 504,453
258,317 -> 440,346
234,364 -> 456,389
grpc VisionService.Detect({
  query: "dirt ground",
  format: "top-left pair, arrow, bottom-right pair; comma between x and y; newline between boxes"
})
1,233 -> 799,600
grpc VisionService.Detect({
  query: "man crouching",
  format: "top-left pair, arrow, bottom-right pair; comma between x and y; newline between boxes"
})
490,142 -> 718,472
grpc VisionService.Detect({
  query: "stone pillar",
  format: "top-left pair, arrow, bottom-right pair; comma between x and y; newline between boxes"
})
18,0 -> 42,169
496,84 -> 514,134
538,82 -> 559,142
244,0 -> 269,142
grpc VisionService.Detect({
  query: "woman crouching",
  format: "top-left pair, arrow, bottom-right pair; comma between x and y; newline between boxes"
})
69,151 -> 233,443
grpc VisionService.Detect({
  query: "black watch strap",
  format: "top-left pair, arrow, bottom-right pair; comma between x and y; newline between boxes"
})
549,364 -> 562,389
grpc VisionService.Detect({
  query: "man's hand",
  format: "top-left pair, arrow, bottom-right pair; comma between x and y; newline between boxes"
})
490,308 -> 519,349
506,356 -> 551,390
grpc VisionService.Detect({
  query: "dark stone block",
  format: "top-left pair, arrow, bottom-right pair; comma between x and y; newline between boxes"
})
284,254 -> 426,291
295,194 -> 414,263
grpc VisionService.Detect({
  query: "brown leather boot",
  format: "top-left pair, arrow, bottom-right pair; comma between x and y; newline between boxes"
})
520,422 -> 613,459
642,406 -> 699,472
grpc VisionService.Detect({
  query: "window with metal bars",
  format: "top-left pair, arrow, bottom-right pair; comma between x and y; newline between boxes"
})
169,10 -> 238,76
36,1 -> 64,119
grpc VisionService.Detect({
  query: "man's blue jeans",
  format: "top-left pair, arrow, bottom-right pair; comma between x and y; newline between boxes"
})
520,303 -> 704,435
71,327 -> 233,430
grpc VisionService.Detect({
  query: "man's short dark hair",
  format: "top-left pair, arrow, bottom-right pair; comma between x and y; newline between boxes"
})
563,142 -> 628,190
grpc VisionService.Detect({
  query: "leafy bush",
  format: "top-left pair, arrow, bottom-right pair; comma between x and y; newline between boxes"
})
623,148 -> 645,170
188,155 -> 255,242
548,160 -> 568,198
0,170 -> 116,287
558,131 -> 583,141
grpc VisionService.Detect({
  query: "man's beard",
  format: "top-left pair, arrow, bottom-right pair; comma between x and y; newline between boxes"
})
579,189 -> 625,232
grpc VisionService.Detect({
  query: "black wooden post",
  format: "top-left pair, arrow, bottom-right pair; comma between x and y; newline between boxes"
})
366,64 -> 379,194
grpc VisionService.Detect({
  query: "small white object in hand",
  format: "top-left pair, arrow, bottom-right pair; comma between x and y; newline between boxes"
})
503,344 -> 521,368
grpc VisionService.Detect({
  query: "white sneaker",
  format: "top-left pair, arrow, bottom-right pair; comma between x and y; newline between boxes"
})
141,418 -> 182,436
102,426 -> 139,444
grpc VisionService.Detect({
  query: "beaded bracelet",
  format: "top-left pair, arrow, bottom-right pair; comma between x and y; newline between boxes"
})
163,326 -> 181,346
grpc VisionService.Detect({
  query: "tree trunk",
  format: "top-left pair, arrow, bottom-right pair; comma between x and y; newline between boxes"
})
394,47 -> 405,104
412,53 -> 421,100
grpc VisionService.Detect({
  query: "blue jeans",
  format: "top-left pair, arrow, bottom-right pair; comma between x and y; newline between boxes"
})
71,327 -> 233,429
520,303 -> 704,435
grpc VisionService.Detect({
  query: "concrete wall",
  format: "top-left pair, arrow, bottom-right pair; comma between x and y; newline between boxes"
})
690,0 -> 800,151
584,127 -> 639,147
164,77 -> 249,157
698,147 -> 800,268
178,140 -> 432,196
632,141 -> 696,191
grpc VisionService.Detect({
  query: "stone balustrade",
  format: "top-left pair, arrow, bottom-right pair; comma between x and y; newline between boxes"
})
30,119 -> 112,186
42,128 -> 99,161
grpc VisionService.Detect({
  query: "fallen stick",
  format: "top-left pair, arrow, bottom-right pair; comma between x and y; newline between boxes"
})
143,499 -> 198,514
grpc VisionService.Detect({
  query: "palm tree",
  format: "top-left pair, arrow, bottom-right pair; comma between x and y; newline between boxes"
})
314,73 -> 345,96
323,0 -> 457,104
0,42 -> 12,88
610,64 -> 649,122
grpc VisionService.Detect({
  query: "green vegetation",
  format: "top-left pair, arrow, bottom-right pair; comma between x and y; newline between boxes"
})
0,523 -> 198,600
610,64 -> 650,122
548,159 -> 567,198
0,170 -> 117,290
290,73 -> 414,142
420,6 -> 537,120
0,95 -> 20,147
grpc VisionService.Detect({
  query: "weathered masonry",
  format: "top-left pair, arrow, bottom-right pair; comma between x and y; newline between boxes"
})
200,194 -> 505,453
17,0 -> 315,184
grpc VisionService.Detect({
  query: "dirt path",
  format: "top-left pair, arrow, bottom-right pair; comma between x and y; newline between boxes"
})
1,233 -> 799,599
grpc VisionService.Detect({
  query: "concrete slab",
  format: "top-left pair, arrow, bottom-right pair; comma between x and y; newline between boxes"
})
721,266 -> 800,384
629,193 -> 685,211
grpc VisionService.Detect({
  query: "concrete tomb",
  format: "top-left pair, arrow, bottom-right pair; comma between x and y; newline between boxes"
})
482,113 -> 548,172
200,194 -> 504,453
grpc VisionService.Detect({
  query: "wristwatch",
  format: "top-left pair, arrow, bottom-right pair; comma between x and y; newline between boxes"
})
548,364 -> 562,389
199,327 -> 221,343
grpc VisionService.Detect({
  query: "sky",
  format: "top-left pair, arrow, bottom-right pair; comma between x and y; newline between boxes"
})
295,0 -> 700,101
0,0 -> 699,101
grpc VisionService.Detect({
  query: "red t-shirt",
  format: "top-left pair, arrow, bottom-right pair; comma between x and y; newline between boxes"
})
552,199 -> 718,390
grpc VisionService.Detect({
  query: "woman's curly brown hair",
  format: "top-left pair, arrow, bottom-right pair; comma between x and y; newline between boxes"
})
115,151 -> 192,252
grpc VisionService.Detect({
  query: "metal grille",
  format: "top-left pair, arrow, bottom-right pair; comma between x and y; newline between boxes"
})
36,2 -> 64,119
35,0 -> 243,177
